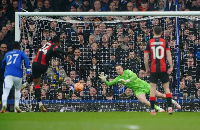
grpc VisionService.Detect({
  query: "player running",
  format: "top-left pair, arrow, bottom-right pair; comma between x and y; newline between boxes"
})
144,26 -> 174,115
1,41 -> 30,113
99,65 -> 181,112
32,36 -> 68,112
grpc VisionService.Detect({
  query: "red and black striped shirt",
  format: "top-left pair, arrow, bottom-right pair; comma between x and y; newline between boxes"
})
144,37 -> 170,73
33,42 -> 67,65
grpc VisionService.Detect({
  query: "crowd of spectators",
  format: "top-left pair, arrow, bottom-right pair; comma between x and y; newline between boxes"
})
0,0 -> 200,105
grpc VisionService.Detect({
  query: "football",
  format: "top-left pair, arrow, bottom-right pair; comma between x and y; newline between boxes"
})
74,83 -> 84,92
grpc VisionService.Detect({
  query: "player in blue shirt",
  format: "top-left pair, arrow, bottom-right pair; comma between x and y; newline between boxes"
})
0,41 -> 30,113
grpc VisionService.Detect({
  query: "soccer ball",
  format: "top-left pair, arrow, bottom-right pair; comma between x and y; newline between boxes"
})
74,83 -> 84,92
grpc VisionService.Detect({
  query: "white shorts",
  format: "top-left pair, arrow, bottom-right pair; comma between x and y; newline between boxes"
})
3,75 -> 22,90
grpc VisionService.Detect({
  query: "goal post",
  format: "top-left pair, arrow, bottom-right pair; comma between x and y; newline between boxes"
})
15,11 -> 200,41
15,11 -> 200,112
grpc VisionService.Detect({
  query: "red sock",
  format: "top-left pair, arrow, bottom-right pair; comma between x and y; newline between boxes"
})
166,93 -> 172,98
150,97 -> 156,110
150,97 -> 156,101
34,85 -> 40,89
166,93 -> 172,107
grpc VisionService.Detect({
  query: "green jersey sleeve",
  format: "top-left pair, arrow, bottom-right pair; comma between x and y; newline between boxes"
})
125,69 -> 137,81
105,76 -> 120,86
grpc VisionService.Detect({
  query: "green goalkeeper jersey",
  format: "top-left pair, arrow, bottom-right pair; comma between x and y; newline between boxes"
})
105,69 -> 149,92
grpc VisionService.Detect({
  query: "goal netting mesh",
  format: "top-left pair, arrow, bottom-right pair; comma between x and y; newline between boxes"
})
17,13 -> 200,112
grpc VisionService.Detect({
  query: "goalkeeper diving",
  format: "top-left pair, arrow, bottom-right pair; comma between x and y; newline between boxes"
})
99,65 -> 181,112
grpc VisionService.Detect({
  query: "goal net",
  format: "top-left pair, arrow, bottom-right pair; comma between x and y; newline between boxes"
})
15,12 -> 200,112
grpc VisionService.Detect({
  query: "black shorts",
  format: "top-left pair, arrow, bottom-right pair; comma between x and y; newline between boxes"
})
149,72 -> 169,84
32,62 -> 48,79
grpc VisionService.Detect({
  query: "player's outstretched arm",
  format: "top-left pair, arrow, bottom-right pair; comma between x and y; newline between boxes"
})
54,48 -> 68,56
98,72 -> 119,86
118,70 -> 137,83
54,48 -> 71,62
98,72 -> 107,82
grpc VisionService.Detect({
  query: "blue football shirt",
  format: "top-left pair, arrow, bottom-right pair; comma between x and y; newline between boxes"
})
2,49 -> 30,78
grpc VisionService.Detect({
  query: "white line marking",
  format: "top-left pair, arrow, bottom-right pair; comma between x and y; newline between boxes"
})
124,125 -> 140,130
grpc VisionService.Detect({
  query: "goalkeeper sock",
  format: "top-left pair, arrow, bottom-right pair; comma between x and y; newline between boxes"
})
154,105 -> 161,111
150,97 -> 156,110
166,93 -> 172,107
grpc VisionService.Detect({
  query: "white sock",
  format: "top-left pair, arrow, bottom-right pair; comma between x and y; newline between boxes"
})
39,102 -> 43,107
171,99 -> 176,104
15,87 -> 21,108
2,87 -> 11,108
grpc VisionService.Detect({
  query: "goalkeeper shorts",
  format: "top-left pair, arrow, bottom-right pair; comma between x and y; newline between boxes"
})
134,85 -> 150,97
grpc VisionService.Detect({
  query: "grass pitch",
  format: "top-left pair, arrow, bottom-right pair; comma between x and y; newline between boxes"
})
0,112 -> 199,130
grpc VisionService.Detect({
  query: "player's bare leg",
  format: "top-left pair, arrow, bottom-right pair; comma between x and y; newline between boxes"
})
33,77 -> 47,112
150,83 -> 157,115
163,82 -> 172,115
137,94 -> 165,112
155,90 -> 181,110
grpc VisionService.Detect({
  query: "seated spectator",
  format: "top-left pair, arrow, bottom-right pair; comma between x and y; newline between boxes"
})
69,70 -> 80,83
34,0 -> 43,12
70,92 -> 80,100
180,81 -> 189,99
124,51 -> 141,74
138,69 -> 148,81
138,0 -> 152,11
84,87 -> 102,100
21,89 -> 29,100
106,92 -> 114,100
197,89 -> 200,98
82,0 -> 91,11
113,83 -> 126,99
57,91 -> 64,100
83,80 -> 93,97
41,82 -> 55,99
46,58 -> 67,87
41,0 -> 54,12
64,77 -> 74,93
109,1 -> 117,11
165,0 -> 175,11
93,0 -> 105,12
86,69 -> 99,88
119,88 -> 135,100
41,89 -> 47,100
6,0 -> 18,22
149,0 -> 158,11
126,2 -> 134,11
157,0 -> 169,11
103,53 -> 117,76
195,81 -> 200,98
99,82 -> 110,99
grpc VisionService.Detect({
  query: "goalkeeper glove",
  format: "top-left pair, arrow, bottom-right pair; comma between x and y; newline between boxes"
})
118,79 -> 130,83
98,72 -> 108,82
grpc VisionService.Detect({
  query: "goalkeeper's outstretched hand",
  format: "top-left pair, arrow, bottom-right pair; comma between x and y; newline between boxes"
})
98,72 -> 108,82
118,79 -> 130,83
